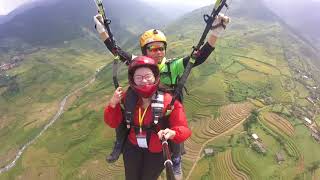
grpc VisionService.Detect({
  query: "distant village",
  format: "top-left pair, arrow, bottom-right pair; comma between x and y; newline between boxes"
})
0,55 -> 24,71
0,48 -> 41,72
248,56 -> 320,163
202,56 -> 320,164
290,65 -> 320,144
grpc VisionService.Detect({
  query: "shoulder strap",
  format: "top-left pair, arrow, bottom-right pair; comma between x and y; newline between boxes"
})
166,62 -> 173,85
159,60 -> 173,86
124,87 -> 138,129
125,90 -> 171,130
164,57 -> 183,86
151,91 -> 164,125
127,90 -> 174,147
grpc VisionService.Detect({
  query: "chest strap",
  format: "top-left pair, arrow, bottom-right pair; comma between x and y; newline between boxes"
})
125,90 -> 165,129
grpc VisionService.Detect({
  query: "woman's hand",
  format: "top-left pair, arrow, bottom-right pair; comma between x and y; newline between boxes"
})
109,87 -> 123,108
158,128 -> 176,140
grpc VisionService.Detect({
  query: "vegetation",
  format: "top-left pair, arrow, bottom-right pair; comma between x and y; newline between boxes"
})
243,110 -> 258,133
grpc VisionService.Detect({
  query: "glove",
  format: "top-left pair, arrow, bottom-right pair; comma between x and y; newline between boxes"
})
93,14 -> 106,34
210,13 -> 230,37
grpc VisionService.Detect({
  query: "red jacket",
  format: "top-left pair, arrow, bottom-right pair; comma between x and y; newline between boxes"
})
104,91 -> 191,153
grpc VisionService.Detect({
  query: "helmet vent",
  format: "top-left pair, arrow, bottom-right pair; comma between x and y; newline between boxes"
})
153,29 -> 158,34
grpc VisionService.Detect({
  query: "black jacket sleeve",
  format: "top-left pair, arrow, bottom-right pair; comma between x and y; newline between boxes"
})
182,42 -> 215,67
104,38 -> 133,65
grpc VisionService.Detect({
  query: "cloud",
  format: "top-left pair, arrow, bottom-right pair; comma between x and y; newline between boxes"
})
0,0 -> 38,15
139,0 -> 213,8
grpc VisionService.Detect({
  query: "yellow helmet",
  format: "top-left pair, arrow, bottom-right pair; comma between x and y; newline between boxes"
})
139,29 -> 167,48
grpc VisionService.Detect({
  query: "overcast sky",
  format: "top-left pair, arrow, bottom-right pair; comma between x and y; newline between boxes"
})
0,0 -> 213,15
1,0 -> 320,15
140,0 -> 320,8
0,0 -> 39,15
139,0 -> 213,7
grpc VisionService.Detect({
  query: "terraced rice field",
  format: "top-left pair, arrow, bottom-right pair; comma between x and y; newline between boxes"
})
261,112 -> 295,137
212,150 -> 248,180
185,102 -> 255,179
259,113 -> 301,159
232,148 -> 260,180
236,57 -> 280,75
78,159 -> 124,180
284,137 -> 301,159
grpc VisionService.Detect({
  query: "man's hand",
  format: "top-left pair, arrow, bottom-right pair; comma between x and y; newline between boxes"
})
210,13 -> 230,38
93,14 -> 106,34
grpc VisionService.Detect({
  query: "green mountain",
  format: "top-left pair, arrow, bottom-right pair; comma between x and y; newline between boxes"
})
0,0 -> 168,51
1,0 -> 320,179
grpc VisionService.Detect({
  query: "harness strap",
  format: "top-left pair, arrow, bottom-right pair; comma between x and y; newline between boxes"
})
125,90 -> 165,128
151,91 -> 164,125
124,90 -> 172,146
166,62 -> 173,85
121,89 -> 182,153
124,87 -> 138,129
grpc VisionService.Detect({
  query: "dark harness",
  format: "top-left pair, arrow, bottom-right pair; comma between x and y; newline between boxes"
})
123,90 -> 170,147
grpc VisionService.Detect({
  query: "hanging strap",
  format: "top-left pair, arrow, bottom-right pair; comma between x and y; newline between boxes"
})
168,0 -> 229,111
94,0 -> 121,89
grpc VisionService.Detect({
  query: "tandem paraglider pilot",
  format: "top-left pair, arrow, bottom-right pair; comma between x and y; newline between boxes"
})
104,56 -> 192,180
